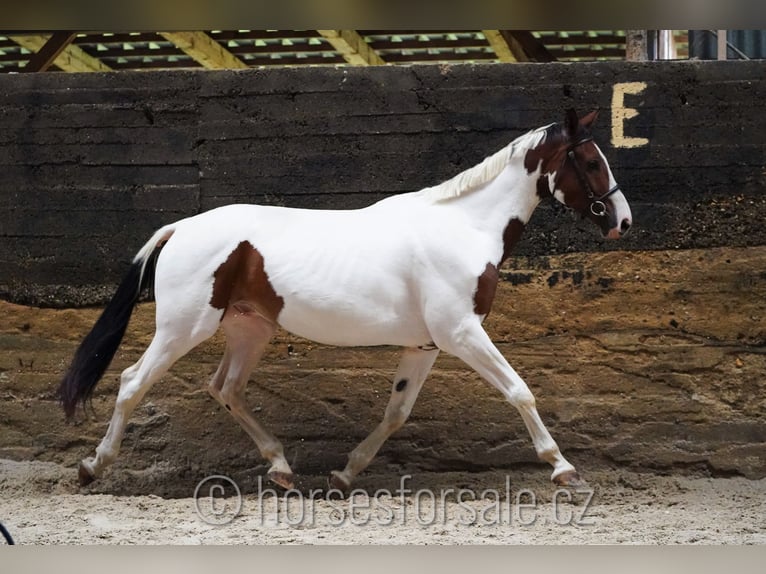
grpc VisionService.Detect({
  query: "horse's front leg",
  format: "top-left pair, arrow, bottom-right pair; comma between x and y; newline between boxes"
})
329,347 -> 440,493
434,318 -> 584,487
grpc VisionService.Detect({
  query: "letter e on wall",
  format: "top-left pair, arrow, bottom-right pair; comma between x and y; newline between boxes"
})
611,82 -> 649,148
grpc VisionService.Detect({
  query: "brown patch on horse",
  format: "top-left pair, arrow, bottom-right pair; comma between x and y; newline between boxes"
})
551,143 -> 611,219
501,218 -> 526,263
524,114 -> 611,221
536,176 -> 552,201
525,111 -> 598,182
210,240 -> 285,322
474,262 -> 499,316
473,218 -> 527,317
524,127 -> 565,177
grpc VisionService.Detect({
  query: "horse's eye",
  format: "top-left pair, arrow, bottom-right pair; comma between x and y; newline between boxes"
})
586,159 -> 600,171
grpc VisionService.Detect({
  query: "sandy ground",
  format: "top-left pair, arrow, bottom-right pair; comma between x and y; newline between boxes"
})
1,458 -> 764,545
2,246 -> 765,544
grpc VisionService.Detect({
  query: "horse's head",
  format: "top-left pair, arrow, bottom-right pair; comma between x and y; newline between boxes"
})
530,109 -> 633,239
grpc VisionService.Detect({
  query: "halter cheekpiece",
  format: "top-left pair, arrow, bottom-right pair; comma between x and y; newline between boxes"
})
564,136 -> 621,217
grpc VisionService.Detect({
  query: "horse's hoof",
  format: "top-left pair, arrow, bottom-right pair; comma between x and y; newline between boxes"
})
78,462 -> 96,486
327,471 -> 351,495
267,470 -> 295,490
552,470 -> 588,488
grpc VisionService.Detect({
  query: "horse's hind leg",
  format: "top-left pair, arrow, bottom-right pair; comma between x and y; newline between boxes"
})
208,309 -> 294,489
329,347 -> 440,493
79,322 -> 217,485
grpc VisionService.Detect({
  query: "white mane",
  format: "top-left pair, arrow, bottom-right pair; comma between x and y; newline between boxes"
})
420,124 -> 554,201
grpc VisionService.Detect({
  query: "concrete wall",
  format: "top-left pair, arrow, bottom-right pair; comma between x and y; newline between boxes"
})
1,60 -> 765,306
1,61 -> 765,484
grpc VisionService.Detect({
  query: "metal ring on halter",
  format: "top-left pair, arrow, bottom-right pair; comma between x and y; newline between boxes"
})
590,201 -> 607,217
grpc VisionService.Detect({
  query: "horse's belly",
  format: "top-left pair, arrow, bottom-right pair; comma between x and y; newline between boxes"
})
277,300 -> 431,347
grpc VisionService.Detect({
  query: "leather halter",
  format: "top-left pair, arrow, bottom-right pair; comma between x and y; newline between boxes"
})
559,136 -> 621,217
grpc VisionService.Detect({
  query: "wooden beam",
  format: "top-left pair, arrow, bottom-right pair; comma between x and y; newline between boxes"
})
106,55 -> 346,69
380,52 -> 496,63
495,31 -> 531,62
10,34 -> 112,72
159,31 -> 248,69
538,33 -> 626,46
717,29 -> 728,60
625,30 -> 648,61
499,30 -> 556,62
367,38 -> 488,51
546,48 -> 627,60
317,30 -> 384,66
481,30 -> 517,62
20,31 -> 76,72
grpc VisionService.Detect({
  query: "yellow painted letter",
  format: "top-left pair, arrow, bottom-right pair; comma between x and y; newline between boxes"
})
611,82 -> 649,148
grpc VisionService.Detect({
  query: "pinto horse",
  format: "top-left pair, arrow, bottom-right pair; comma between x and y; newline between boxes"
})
59,109 -> 632,492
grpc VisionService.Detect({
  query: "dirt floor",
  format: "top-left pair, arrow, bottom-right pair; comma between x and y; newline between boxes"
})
1,246 -> 765,544
1,459 -> 765,544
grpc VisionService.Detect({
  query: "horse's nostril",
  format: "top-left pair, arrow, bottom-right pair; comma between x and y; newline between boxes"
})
620,218 -> 632,233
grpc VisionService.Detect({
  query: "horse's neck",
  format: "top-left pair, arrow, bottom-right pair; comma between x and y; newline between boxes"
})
448,159 -> 541,236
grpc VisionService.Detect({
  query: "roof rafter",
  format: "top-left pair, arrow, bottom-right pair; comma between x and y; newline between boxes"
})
10,33 -> 112,72
159,31 -> 248,69
20,31 -> 76,72
499,30 -> 556,62
481,30 -> 518,62
317,30 -> 384,66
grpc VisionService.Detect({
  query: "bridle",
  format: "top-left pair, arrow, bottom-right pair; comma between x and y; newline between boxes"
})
557,136 -> 621,217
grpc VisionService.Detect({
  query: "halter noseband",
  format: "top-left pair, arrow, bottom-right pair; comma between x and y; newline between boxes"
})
560,136 -> 621,217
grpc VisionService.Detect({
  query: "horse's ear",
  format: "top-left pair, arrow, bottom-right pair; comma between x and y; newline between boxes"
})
565,108 -> 579,138
580,109 -> 599,129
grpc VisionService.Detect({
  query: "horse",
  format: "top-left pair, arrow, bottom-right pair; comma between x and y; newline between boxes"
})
58,108 -> 632,493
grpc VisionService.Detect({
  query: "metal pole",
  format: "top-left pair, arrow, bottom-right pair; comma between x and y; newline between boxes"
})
658,30 -> 674,60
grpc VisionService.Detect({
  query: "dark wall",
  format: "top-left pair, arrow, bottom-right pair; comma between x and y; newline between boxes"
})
1,61 -> 765,306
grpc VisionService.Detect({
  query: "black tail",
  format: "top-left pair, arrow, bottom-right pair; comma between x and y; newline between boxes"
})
0,521 -> 13,545
58,247 -> 161,419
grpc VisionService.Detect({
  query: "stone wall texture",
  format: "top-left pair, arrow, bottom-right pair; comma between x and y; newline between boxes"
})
1,60 -> 765,305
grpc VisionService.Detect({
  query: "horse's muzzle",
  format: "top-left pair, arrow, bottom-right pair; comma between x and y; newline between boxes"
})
605,217 -> 632,239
